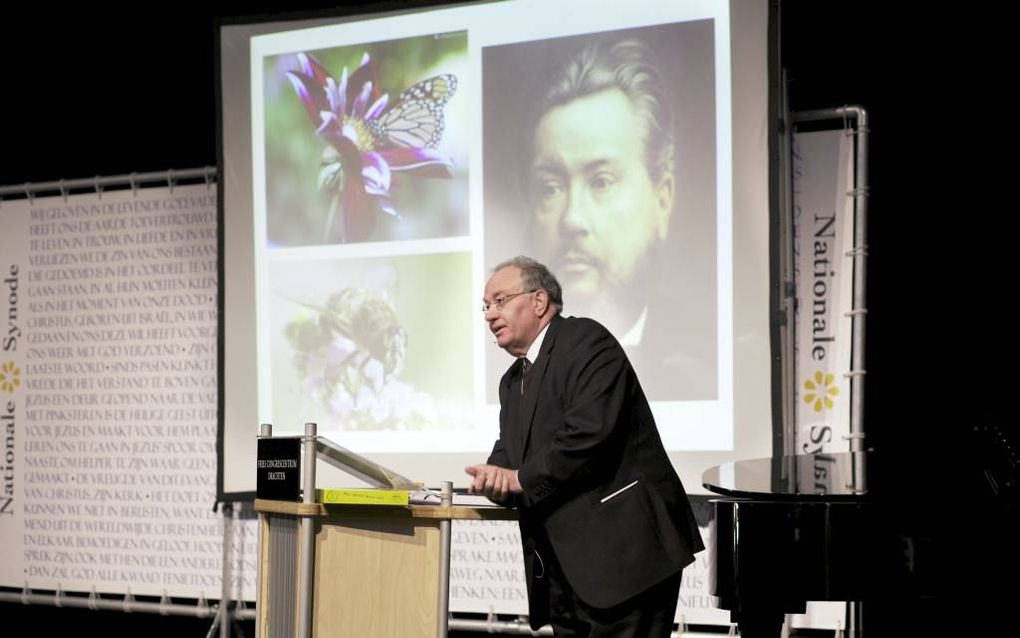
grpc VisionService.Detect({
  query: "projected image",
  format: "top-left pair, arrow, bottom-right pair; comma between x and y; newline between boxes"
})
268,252 -> 473,434
263,32 -> 469,246
483,22 -> 719,402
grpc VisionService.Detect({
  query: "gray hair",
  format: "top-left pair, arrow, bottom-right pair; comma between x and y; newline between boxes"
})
531,38 -> 675,185
492,256 -> 563,312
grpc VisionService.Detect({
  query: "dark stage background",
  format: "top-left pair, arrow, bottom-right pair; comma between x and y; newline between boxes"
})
0,2 -> 1013,635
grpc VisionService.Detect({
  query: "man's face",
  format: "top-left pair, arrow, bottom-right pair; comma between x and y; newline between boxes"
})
483,266 -> 540,358
528,88 -> 673,319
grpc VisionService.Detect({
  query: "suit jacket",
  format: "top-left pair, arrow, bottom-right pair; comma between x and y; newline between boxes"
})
487,315 -> 704,625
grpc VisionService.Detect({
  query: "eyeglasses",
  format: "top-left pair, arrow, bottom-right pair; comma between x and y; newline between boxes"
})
481,290 -> 536,313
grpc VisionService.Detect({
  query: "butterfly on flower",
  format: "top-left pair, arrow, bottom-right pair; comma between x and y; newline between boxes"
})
287,52 -> 458,243
368,74 -> 457,150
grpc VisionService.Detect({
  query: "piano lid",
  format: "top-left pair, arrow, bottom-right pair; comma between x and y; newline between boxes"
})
702,451 -> 869,501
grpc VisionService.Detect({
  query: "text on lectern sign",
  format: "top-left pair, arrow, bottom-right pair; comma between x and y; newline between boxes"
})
257,437 -> 301,500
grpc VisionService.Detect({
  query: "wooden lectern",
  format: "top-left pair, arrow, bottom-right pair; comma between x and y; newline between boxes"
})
254,425 -> 516,637
255,500 -> 516,637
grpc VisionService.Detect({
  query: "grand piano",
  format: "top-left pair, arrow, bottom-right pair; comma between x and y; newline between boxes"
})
702,452 -> 907,637
702,444 -> 1016,636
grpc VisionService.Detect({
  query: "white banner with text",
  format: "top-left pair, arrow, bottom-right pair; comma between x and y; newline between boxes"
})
0,184 -> 257,600
793,129 -> 855,458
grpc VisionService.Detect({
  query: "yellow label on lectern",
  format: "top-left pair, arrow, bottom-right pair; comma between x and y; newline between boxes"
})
317,488 -> 410,506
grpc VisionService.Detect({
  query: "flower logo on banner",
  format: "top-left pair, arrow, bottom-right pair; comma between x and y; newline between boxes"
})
803,370 -> 839,413
0,361 -> 20,393
287,52 -> 457,243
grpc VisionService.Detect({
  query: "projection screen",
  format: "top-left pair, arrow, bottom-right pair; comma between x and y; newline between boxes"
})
219,0 -> 772,497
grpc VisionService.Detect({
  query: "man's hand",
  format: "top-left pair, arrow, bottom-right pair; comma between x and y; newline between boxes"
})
465,464 -> 523,502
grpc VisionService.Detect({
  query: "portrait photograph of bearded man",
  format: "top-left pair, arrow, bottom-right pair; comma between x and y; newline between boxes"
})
483,21 -> 719,402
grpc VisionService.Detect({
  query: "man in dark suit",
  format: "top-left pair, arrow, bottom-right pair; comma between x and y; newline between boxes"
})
467,256 -> 704,637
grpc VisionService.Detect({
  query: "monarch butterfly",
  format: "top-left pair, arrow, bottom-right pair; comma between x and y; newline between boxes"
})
368,74 -> 458,149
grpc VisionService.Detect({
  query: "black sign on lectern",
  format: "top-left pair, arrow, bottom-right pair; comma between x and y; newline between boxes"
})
257,437 -> 301,501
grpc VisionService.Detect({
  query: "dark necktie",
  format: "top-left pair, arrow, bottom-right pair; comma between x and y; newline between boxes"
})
520,357 -> 531,396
